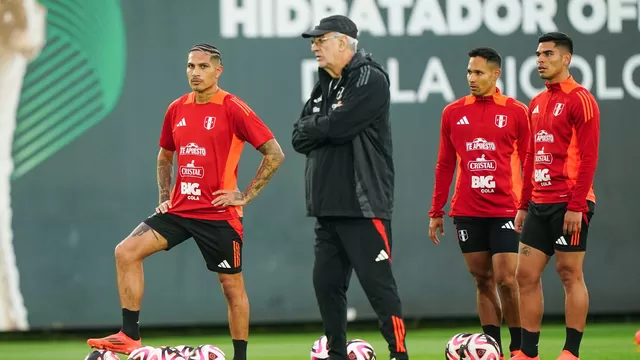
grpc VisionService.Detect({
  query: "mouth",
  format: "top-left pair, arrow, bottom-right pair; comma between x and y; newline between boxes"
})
469,85 -> 478,92
191,79 -> 202,85
537,66 -> 546,72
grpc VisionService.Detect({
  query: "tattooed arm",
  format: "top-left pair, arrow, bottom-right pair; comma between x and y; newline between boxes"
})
157,148 -> 174,204
242,138 -> 284,204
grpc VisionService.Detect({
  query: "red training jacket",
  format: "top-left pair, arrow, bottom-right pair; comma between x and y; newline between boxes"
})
429,89 -> 530,218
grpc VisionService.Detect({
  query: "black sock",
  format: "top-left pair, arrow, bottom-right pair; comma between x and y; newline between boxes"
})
121,308 -> 140,340
232,339 -> 248,360
563,327 -> 583,357
509,327 -> 522,352
521,329 -> 540,357
482,325 -> 503,355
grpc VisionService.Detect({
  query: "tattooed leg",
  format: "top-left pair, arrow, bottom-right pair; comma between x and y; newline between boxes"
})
114,223 -> 168,310
516,243 -> 550,333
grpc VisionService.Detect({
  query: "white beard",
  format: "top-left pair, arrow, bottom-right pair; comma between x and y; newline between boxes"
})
0,0 -> 46,331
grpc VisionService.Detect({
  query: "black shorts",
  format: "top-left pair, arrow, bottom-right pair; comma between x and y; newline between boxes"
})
453,217 -> 519,255
520,201 -> 595,256
143,212 -> 243,274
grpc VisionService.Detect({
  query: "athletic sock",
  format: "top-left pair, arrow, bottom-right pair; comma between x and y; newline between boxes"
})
563,327 -> 583,357
521,329 -> 540,358
121,308 -> 140,340
233,339 -> 248,360
508,327 -> 522,352
482,325 -> 503,355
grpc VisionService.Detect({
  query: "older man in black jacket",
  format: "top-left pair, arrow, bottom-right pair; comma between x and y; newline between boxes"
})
292,15 -> 409,360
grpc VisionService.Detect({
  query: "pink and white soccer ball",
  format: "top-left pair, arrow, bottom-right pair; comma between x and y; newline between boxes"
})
460,333 -> 501,360
84,350 -> 120,360
445,333 -> 472,360
190,344 -> 226,360
310,335 -> 330,359
346,339 -> 376,360
156,346 -> 186,359
127,346 -> 160,360
174,345 -> 195,358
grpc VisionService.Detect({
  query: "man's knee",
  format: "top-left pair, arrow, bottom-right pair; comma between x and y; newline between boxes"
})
115,223 -> 167,263
556,262 -> 584,287
115,237 -> 142,263
494,270 -> 518,291
219,273 -> 247,303
516,265 -> 541,289
471,269 -> 494,294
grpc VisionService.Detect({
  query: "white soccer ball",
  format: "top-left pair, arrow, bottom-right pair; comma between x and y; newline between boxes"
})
310,335 -> 330,359
346,339 -> 376,360
174,345 -> 195,359
84,350 -> 120,360
190,344 -> 226,360
156,346 -> 186,359
127,346 -> 159,360
445,333 -> 472,360
460,333 -> 501,360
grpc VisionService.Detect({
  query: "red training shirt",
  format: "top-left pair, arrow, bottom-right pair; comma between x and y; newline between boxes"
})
519,76 -> 599,212
429,89 -> 530,218
159,90 -> 274,220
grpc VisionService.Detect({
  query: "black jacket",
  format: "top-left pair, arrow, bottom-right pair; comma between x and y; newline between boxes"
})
292,49 -> 394,220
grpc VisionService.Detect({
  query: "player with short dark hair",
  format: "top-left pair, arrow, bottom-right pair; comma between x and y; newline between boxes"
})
429,47 -> 529,359
87,43 -> 285,360
512,32 -> 600,360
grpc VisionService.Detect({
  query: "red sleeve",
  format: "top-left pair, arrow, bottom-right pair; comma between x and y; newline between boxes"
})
567,90 -> 600,212
518,100 -> 534,209
159,101 -> 177,151
428,106 -> 457,218
227,96 -> 275,149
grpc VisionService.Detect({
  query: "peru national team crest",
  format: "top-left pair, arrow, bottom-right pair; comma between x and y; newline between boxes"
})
457,229 -> 469,242
203,116 -> 216,130
553,103 -> 565,116
494,114 -> 507,128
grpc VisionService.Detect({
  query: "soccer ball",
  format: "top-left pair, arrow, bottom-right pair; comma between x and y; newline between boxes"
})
156,346 -> 186,359
460,333 -> 501,360
445,333 -> 472,360
310,335 -> 330,359
190,344 -> 226,360
346,339 -> 376,360
127,346 -> 159,360
84,350 -> 120,360
175,345 -> 195,358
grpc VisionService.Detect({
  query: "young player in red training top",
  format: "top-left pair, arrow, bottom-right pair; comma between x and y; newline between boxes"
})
512,33 -> 600,360
87,44 -> 285,360
429,47 -> 530,359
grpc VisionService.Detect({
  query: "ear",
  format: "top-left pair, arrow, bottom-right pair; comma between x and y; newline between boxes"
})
215,64 -> 224,79
494,67 -> 502,81
563,53 -> 572,67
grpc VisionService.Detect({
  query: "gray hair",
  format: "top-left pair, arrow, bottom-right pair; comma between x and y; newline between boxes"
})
338,32 -> 358,51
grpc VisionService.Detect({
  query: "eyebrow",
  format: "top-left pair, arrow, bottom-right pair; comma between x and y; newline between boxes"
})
535,49 -> 554,56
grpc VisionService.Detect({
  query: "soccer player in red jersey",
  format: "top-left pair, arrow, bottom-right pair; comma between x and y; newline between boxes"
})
87,44 -> 285,359
429,47 -> 530,359
512,33 -> 600,360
